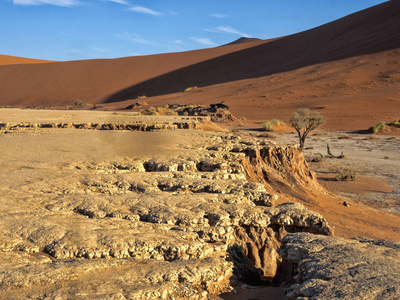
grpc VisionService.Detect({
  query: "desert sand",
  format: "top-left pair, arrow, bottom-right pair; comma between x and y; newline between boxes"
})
1,0 -> 400,299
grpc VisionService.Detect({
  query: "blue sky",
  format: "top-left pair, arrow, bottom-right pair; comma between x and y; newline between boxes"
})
1,0 -> 388,61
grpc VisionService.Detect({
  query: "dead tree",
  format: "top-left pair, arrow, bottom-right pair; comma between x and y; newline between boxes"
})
327,143 -> 345,158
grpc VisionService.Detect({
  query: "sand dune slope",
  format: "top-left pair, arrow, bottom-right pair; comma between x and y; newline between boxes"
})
0,40 -> 265,107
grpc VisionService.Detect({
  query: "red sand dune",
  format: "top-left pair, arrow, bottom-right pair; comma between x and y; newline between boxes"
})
0,1 -> 400,131
0,54 -> 51,66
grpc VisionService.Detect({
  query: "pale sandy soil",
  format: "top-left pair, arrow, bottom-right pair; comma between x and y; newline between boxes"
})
1,109 -> 399,242
1,110 -> 399,300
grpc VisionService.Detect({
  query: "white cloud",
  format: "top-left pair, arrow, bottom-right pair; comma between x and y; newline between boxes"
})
215,26 -> 251,37
205,26 -> 251,38
116,32 -> 160,46
173,40 -> 185,45
166,10 -> 178,15
190,37 -> 216,47
13,0 -> 78,6
209,13 -> 228,18
106,0 -> 129,5
128,6 -> 163,16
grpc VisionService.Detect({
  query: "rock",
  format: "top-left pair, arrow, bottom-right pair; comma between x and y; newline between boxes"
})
279,233 -> 400,299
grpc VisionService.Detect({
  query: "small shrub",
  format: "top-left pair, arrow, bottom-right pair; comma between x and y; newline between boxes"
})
370,121 -> 386,133
263,119 -> 285,131
258,132 -> 276,139
184,86 -> 198,92
305,153 -> 324,163
389,119 -> 400,127
140,105 -> 177,116
335,166 -> 358,181
137,95 -> 147,99
90,104 -> 102,110
74,100 -> 84,107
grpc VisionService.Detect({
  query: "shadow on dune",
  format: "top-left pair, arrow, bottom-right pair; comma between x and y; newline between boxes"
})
103,1 -> 400,103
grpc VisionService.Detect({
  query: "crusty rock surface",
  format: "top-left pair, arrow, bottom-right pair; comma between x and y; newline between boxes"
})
0,116 -> 334,299
279,233 -> 400,300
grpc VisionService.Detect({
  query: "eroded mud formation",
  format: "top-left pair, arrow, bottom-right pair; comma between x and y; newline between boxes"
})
0,126 -> 335,299
279,233 -> 400,299
0,119 -> 202,131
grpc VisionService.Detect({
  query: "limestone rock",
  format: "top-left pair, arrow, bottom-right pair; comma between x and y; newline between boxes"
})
279,233 -> 400,300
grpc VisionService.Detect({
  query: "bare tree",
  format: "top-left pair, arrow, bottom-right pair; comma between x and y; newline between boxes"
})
289,108 -> 325,151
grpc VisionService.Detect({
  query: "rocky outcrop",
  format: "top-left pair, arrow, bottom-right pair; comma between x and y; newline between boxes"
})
279,233 -> 400,299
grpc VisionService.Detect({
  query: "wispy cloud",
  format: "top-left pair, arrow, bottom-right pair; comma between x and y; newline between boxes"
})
128,6 -> 163,16
209,13 -> 228,18
14,0 -> 78,6
116,32 -> 160,46
172,40 -> 185,45
166,10 -> 179,15
93,47 -> 112,53
105,0 -> 129,5
190,37 -> 216,47
205,26 -> 250,38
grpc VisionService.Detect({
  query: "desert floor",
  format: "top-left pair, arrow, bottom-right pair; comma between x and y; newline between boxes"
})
1,108 -> 399,240
1,109 -> 399,300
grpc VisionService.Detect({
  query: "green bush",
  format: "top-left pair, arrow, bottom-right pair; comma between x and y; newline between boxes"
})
263,119 -> 285,131
183,86 -> 198,92
370,121 -> 386,133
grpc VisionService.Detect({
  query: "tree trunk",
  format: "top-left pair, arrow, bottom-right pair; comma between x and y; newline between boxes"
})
299,135 -> 306,151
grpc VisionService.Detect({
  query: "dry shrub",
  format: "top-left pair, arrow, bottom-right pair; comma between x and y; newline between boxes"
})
263,119 -> 285,131
335,166 -> 358,181
258,132 -> 276,139
140,105 -> 177,116
305,153 -> 324,163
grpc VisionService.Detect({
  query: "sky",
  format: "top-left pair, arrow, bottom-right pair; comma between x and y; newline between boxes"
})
1,0 -> 388,61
